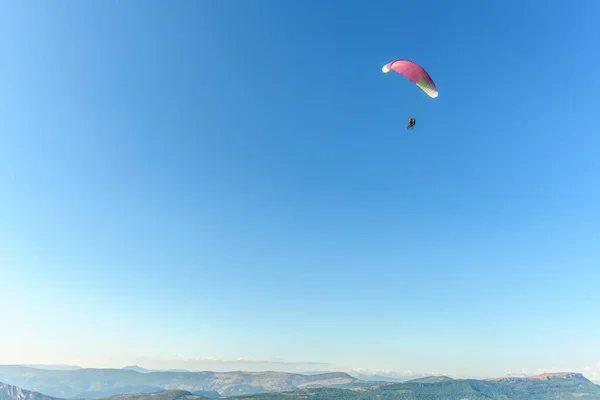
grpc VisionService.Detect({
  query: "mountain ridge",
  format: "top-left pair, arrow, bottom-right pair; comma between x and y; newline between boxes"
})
406,375 -> 454,383
0,366 -> 365,398
0,383 -> 59,400
1,366 -> 598,399
2,373 -> 600,400
225,373 -> 600,399
122,367 -> 155,374
487,372 -> 588,382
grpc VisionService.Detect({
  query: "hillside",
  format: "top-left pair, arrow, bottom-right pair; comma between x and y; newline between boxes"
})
0,383 -> 59,400
406,376 -> 454,384
2,373 -> 599,400
225,372 -> 600,399
487,372 -> 600,399
0,385 -> 210,400
100,390 -> 208,400
0,366 -> 366,398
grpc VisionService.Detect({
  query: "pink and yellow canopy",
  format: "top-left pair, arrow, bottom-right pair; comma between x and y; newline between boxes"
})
382,59 -> 438,98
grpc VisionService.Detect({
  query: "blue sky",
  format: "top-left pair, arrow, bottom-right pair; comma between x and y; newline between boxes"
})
1,0 -> 599,379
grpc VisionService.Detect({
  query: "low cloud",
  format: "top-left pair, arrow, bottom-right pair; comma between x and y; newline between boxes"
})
582,361 -> 600,382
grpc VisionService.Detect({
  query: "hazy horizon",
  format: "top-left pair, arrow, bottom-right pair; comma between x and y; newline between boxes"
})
1,0 -> 599,387
1,358 -> 599,382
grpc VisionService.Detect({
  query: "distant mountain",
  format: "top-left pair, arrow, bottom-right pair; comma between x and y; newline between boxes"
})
353,374 -> 420,383
406,375 -> 454,383
2,367 -> 598,399
18,366 -> 81,372
353,375 -> 453,384
487,372 -> 588,383
293,371 -> 332,376
2,372 -> 599,400
0,366 -> 367,398
121,368 -> 192,374
122,367 -> 155,374
225,372 -> 600,399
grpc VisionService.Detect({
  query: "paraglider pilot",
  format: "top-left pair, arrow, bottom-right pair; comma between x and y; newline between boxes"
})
407,117 -> 416,130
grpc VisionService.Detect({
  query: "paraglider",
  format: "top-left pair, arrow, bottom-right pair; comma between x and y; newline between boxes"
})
382,59 -> 437,131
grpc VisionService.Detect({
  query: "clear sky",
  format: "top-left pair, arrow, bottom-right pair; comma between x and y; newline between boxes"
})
1,0 -> 599,380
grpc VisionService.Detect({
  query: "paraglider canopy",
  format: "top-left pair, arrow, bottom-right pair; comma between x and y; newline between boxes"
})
382,59 -> 438,98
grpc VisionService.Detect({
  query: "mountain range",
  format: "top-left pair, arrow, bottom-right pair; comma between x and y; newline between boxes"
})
1,372 -> 599,400
224,373 -> 600,399
352,374 -> 423,383
0,366 -> 365,398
